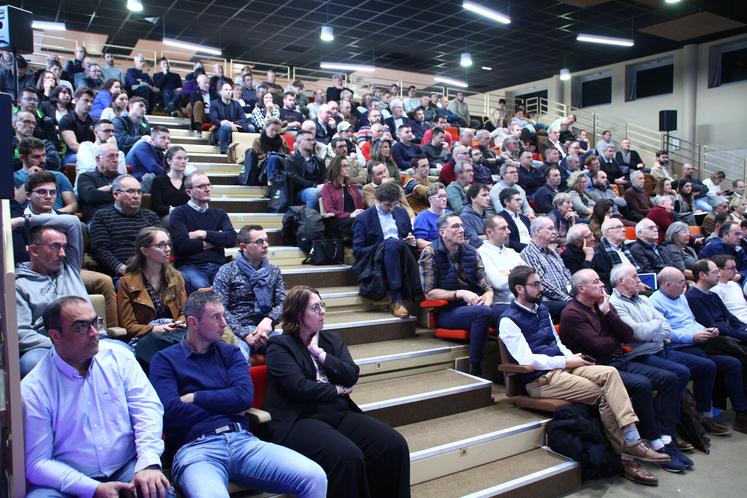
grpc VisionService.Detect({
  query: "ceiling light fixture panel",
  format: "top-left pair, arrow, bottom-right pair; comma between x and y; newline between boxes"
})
127,0 -> 144,13
434,76 -> 468,88
321,25 -> 334,42
320,62 -> 375,72
577,33 -> 634,47
162,38 -> 222,55
32,21 -> 66,31
462,1 -> 511,25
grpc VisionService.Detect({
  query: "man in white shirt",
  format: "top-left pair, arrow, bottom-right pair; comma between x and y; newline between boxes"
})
22,296 -> 172,498
490,161 -> 534,217
499,266 -> 669,486
75,119 -> 127,185
496,188 -> 532,252
712,254 -> 747,324
478,215 -> 525,316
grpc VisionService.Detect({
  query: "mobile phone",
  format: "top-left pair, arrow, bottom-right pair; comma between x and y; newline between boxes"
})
582,355 -> 596,363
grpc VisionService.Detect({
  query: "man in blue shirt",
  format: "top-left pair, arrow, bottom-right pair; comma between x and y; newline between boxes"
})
149,291 -> 327,498
700,222 -> 747,282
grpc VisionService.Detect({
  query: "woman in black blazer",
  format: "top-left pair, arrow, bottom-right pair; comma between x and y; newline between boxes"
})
265,286 -> 410,498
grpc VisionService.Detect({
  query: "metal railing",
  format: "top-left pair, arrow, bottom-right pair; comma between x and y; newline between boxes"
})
702,146 -> 747,186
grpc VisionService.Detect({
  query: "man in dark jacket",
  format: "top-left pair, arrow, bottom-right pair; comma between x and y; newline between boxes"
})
592,218 -> 641,291
285,131 -> 326,209
210,82 -> 247,154
561,224 -> 595,275
496,188 -> 532,252
630,218 -> 668,274
113,96 -> 151,155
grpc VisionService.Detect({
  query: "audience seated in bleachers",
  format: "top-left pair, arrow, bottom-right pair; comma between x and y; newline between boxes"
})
402,155 -> 432,215
413,182 -> 449,250
149,145 -> 192,227
126,126 -> 171,192
14,137 -> 74,213
320,155 -> 365,239
75,119 -> 128,184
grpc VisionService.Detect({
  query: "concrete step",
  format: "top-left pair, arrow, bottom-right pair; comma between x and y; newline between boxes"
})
211,185 -> 267,198
318,285 -> 369,308
410,447 -> 580,498
189,152 -> 228,163
168,129 -> 206,138
299,305 -> 417,346
147,115 -> 190,126
181,143 -> 222,154
228,212 -> 283,229
212,198 -> 269,213
282,263 -> 358,288
399,403 -> 547,485
351,369 -> 493,427
350,335 -> 470,378
195,163 -> 242,184
170,135 -> 209,145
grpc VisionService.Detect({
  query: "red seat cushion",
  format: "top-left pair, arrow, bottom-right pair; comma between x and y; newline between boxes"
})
250,365 -> 268,409
281,134 -> 295,151
435,328 -> 470,340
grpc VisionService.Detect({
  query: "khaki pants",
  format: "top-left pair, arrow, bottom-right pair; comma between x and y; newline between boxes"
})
186,101 -> 207,126
526,365 -> 638,453
81,269 -> 118,328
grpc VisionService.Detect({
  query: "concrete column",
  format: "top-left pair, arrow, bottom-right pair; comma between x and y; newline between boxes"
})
681,44 -> 698,146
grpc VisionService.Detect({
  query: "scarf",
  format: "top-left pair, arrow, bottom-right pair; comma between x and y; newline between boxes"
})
260,132 -> 284,153
601,237 -> 641,272
235,253 -> 273,317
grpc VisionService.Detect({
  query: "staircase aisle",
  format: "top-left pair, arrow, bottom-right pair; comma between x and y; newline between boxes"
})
148,115 -> 582,498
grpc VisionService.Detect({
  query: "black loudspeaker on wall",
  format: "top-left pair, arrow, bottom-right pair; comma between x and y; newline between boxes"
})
0,5 -> 34,53
659,110 -> 677,132
0,93 -> 13,199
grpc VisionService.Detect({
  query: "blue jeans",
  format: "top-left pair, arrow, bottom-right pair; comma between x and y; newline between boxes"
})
664,346 -> 717,413
162,89 -> 180,111
172,430 -> 327,498
215,123 -> 234,153
62,152 -> 77,165
20,348 -> 49,378
297,187 -> 321,209
695,197 -> 712,212
437,303 -> 493,367
26,457 -> 175,498
179,262 -> 223,294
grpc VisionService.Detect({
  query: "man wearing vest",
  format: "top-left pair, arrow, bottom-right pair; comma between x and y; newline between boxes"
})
419,214 -> 494,377
499,265 -> 670,486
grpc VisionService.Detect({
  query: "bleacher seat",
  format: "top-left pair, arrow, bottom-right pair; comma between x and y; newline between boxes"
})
281,134 -> 295,151
625,226 -> 637,241
227,132 -> 261,164
420,299 -> 496,340
689,225 -> 702,236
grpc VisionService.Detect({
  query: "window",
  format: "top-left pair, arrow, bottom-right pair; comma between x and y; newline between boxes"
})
625,58 -> 674,101
574,75 -> 612,107
709,41 -> 747,88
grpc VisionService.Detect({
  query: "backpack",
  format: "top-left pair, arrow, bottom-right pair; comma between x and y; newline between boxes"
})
238,148 -> 260,186
281,206 -> 325,254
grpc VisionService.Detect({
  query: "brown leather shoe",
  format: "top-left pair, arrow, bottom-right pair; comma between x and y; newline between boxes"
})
622,459 -> 658,486
733,413 -> 747,434
623,440 -> 671,463
675,434 -> 695,453
701,416 -> 732,436
389,302 -> 409,319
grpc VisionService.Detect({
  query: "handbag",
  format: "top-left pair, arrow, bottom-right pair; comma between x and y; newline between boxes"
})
267,169 -> 290,213
304,239 -> 344,265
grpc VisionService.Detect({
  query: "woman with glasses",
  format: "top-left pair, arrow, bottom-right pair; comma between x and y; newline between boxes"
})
264,285 -> 410,498
150,145 -> 192,228
35,70 -> 59,102
118,227 -> 187,371
320,155 -> 365,241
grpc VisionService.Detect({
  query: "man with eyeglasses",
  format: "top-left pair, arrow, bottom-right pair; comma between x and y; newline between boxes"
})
499,265 -> 668,485
13,137 -> 75,213
413,183 -> 450,250
593,218 -> 642,291
711,254 -> 747,324
90,174 -> 161,278
213,225 -> 283,363
12,111 -> 60,172
630,218 -> 669,275
17,87 -> 60,148
23,296 -> 172,498
419,214 -> 494,376
561,269 -> 692,473
651,266 -> 747,434
75,119 -> 128,187
170,171 -> 237,294
700,221 -> 747,282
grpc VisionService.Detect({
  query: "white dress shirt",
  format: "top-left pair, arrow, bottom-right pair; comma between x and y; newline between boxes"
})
499,302 -> 574,371
22,343 -> 164,497
477,241 -> 525,303
509,211 -> 531,244
376,204 -> 399,240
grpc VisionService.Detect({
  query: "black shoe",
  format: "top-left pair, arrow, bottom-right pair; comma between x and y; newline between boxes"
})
669,443 -> 694,469
702,416 -> 731,436
469,363 -> 482,377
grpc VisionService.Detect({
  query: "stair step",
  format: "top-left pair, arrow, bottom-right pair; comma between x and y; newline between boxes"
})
229,212 -> 283,228
189,152 -> 228,163
181,143 -> 222,154
168,129 -> 206,138
212,198 -> 269,213
399,404 -> 547,485
211,185 -> 267,198
351,369 -> 492,426
170,136 -> 209,145
410,448 -> 580,498
350,336 -> 469,377
146,115 -> 190,125
299,305 -> 417,345
283,264 -> 358,288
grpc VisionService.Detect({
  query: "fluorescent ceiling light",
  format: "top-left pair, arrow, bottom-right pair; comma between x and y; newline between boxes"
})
665,0 -> 681,3
320,62 -> 375,72
321,25 -> 334,42
481,66 -> 492,71
434,76 -> 468,88
577,33 -> 634,47
559,68 -> 571,81
462,1 -> 510,25
162,38 -> 222,56
460,53 -> 472,67
127,0 -> 144,13
32,21 -> 67,31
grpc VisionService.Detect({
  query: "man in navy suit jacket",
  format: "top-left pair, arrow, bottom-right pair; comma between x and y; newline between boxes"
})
384,99 -> 413,138
353,182 -> 417,318
496,187 -> 532,252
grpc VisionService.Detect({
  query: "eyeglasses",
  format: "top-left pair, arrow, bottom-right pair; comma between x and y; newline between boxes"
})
32,188 -> 57,197
65,316 -> 104,335
606,225 -> 625,231
310,302 -> 327,313
524,281 -> 543,288
248,238 -> 269,246
18,119 -> 36,125
115,188 -> 143,195
150,241 -> 171,249
21,96 -> 39,102
34,242 -> 67,252
191,183 -> 212,191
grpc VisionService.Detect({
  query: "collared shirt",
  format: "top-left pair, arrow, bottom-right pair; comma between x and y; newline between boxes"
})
712,281 -> 747,324
509,211 -> 531,244
499,302 -> 574,370
610,241 -> 632,266
187,200 -> 208,213
649,290 -> 705,345
490,181 -> 532,216
418,240 -> 492,295
520,242 -> 572,302
375,204 -> 399,240
22,343 -> 164,497
477,241 -> 525,303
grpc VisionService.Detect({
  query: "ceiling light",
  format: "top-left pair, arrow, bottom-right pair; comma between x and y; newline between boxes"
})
434,76 -> 468,88
560,68 -> 571,81
320,25 -> 334,42
665,0 -> 681,3
460,53 -> 472,67
462,1 -> 511,25
481,66 -> 492,71
162,38 -> 222,56
127,0 -> 144,13
320,62 -> 375,72
32,21 -> 66,31
577,33 -> 634,47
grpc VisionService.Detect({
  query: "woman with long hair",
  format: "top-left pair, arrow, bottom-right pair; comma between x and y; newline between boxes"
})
589,199 -> 615,242
674,179 -> 696,225
264,285 -> 410,498
150,146 -> 191,227
320,155 -> 364,240
100,89 -> 129,122
251,91 -> 280,132
35,70 -> 59,102
118,227 -> 187,369
91,78 -> 122,119
567,170 -> 595,217
654,177 -> 676,197
39,86 -> 73,126
370,137 -> 398,180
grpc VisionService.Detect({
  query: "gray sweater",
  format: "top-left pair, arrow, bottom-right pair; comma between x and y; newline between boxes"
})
609,288 -> 669,358
15,214 -> 89,354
